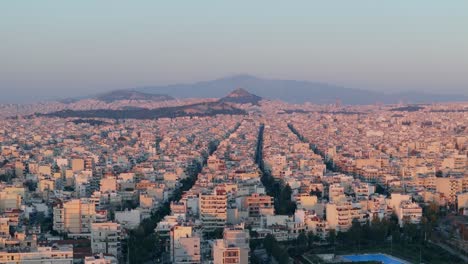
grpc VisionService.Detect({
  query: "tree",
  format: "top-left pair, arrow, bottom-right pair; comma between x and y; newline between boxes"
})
349,219 -> 363,249
278,184 -> 296,215
276,249 -> 290,264
294,231 -> 308,255
389,212 -> 399,232
391,229 -> 401,243
263,234 -> 289,264
375,184 -> 388,196
24,181 -> 37,192
307,231 -> 320,249
208,140 -> 219,154
0,174 -> 12,182
203,228 -> 223,240
370,216 -> 387,243
327,229 -> 336,246
263,234 -> 277,253
361,220 -> 372,243
403,223 -> 420,243
109,208 -> 115,221
52,164 -> 60,173
310,189 -> 322,198
424,201 -> 440,226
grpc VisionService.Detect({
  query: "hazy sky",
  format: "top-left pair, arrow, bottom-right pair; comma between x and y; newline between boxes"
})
1,1 -> 467,102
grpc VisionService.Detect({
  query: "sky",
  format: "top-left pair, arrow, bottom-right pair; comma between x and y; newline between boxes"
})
1,1 -> 467,103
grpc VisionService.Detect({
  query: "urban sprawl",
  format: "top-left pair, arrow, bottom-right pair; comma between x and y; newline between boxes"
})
0,98 -> 467,264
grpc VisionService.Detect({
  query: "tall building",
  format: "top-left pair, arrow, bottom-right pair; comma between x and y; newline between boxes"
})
84,157 -> 95,171
53,199 -> 96,234
435,177 -> 463,203
199,189 -> 227,231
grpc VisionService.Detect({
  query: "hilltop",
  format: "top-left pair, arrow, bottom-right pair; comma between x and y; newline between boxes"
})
94,90 -> 174,103
219,88 -> 262,105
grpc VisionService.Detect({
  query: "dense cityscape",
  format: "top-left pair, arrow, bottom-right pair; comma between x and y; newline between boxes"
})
2,2 -> 468,263
0,89 -> 466,263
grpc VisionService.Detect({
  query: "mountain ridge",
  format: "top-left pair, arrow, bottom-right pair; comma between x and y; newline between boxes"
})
135,75 -> 467,104
56,75 -> 468,105
95,90 -> 174,103
58,90 -> 175,104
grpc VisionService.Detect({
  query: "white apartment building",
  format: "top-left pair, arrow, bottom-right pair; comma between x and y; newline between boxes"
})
114,209 -> 141,229
91,222 -> 121,258
396,201 -> 422,227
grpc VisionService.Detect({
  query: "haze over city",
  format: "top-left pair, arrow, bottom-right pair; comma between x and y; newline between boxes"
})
0,2 -> 467,264
1,1 -> 468,103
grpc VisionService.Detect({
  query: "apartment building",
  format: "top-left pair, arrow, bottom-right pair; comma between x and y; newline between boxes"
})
170,225 -> 201,264
71,158 -> 85,172
100,177 -> 117,193
244,193 -> 274,218
326,201 -> 365,232
0,191 -> 21,212
296,194 -> 318,210
435,177 -> 463,203
396,201 -> 422,227
84,157 -> 95,171
84,254 -> 117,264
458,192 -> 468,211
329,184 -> 346,202
91,222 -> 121,258
0,218 -> 9,237
0,245 -> 73,264
212,226 -> 249,264
53,199 -> 96,234
114,209 -> 141,229
199,189 -> 227,231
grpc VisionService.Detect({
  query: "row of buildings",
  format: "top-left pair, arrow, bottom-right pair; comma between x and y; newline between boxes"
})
0,115 -> 240,263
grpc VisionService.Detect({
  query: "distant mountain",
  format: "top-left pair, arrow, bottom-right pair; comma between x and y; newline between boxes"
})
136,75 -> 468,105
58,90 -> 174,104
95,90 -> 174,103
387,91 -> 468,105
219,88 -> 262,105
40,101 -> 246,120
